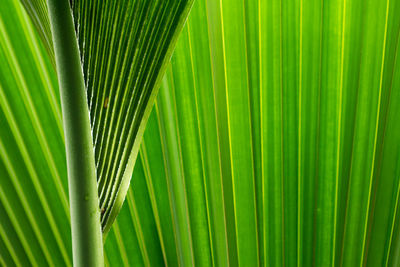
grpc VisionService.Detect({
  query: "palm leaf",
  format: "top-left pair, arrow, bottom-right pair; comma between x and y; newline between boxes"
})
0,1 -> 69,264
0,1 -> 180,265
2,0 -> 400,266
70,0 -> 193,233
135,0 -> 400,265
19,0 -> 194,234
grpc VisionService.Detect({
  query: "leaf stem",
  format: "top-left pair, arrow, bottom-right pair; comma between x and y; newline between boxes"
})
46,0 -> 103,266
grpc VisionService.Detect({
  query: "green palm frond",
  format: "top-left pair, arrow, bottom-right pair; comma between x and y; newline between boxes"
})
1,0 -> 400,266
0,1 -> 68,265
19,0 -> 194,234
69,0 -> 193,233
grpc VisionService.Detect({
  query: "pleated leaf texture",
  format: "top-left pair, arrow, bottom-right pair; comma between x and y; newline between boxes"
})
137,0 -> 400,265
2,0 -> 400,266
18,0 -> 194,234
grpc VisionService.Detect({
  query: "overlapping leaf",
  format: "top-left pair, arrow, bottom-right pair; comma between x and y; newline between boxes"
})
0,1 -> 171,266
72,0 -> 193,233
20,0 -> 194,233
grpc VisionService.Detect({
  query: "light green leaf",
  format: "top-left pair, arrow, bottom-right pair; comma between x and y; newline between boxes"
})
142,0 -> 400,265
2,0 -> 400,266
0,0 -> 69,265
